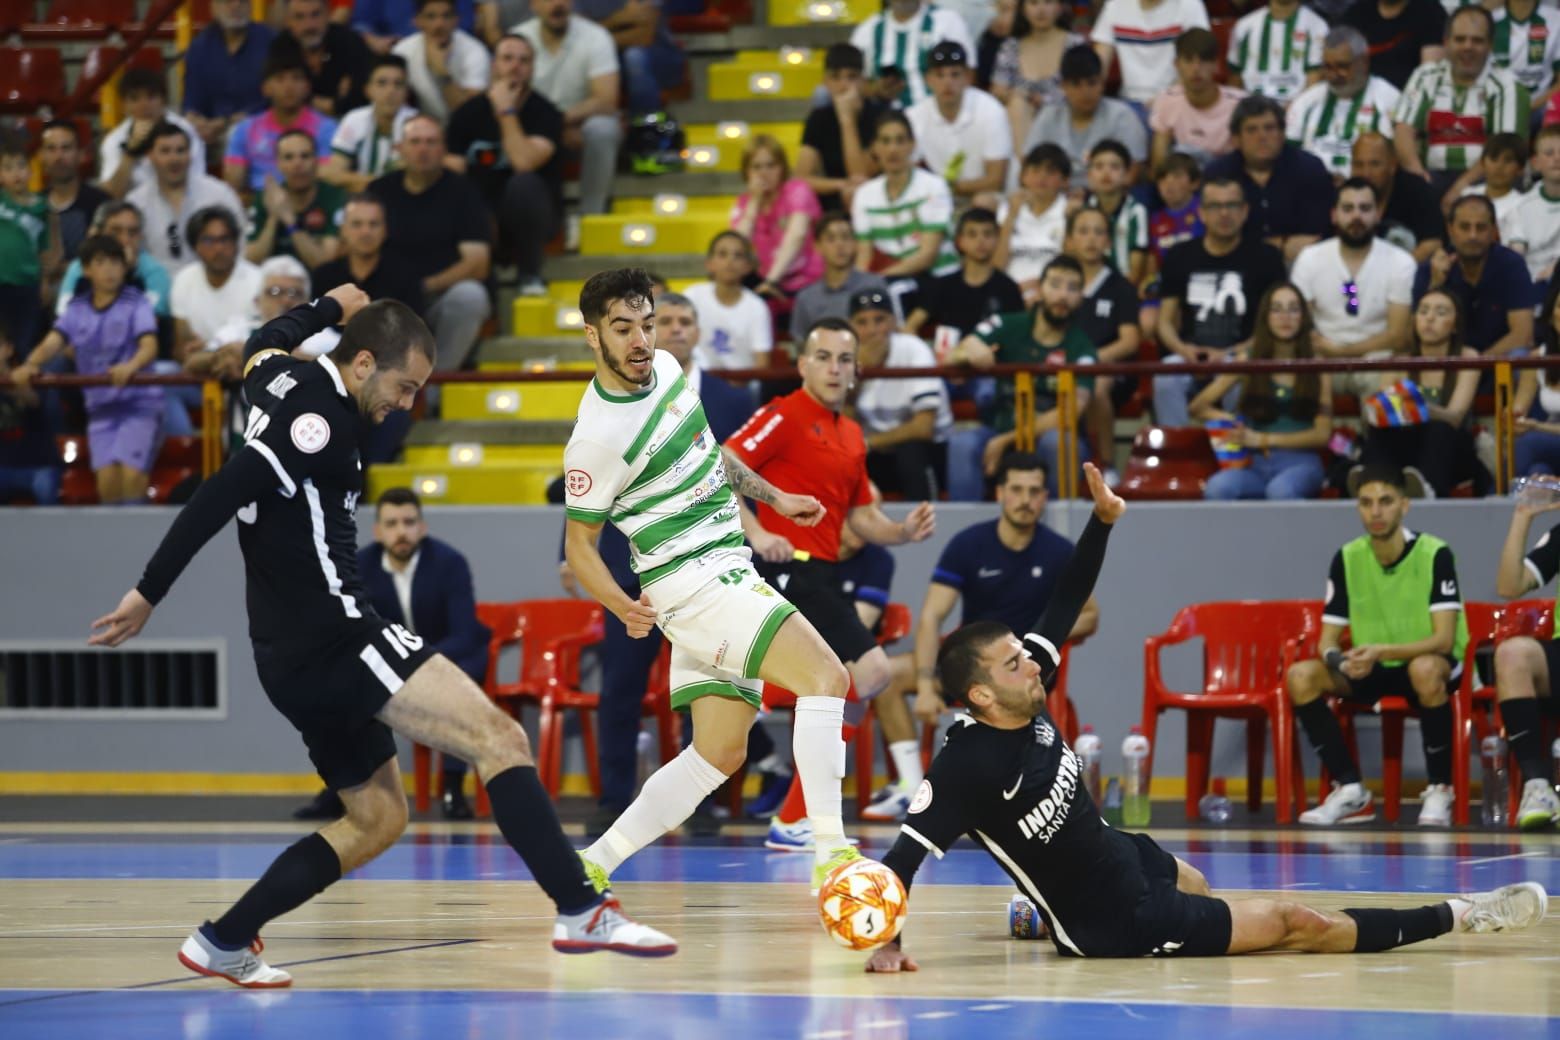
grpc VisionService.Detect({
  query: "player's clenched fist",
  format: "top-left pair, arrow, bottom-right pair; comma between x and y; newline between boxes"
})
325,284 -> 372,325
618,592 -> 659,638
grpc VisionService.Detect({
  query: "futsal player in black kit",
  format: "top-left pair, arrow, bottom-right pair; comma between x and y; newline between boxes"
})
89,286 -> 675,989
865,462 -> 1548,971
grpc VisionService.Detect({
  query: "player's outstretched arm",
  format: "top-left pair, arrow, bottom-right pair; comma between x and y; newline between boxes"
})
720,447 -> 825,528
563,516 -> 658,638
1029,463 -> 1121,652
864,833 -> 929,974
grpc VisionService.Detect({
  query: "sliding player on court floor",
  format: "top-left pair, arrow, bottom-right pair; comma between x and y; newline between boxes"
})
562,268 -> 862,891
89,286 -> 674,989
865,461 -> 1549,971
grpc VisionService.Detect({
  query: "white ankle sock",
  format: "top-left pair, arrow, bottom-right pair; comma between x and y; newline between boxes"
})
888,740 -> 923,791
584,747 -> 728,874
1447,898 -> 1472,930
792,696 -> 847,862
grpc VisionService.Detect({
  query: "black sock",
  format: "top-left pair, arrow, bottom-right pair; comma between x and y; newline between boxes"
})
1344,904 -> 1453,952
211,832 -> 342,949
1500,698 -> 1548,784
1420,702 -> 1453,785
1295,699 -> 1361,786
486,765 -> 601,916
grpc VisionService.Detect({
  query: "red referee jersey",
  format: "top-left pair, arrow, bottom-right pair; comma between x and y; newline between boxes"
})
724,387 -> 871,562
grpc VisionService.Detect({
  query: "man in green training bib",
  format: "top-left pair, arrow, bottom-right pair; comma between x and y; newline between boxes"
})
1287,464 -> 1469,826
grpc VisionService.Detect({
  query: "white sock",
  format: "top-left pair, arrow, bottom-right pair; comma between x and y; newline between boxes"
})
888,740 -> 923,792
1447,898 -> 1472,930
793,696 -> 847,862
584,747 -> 728,874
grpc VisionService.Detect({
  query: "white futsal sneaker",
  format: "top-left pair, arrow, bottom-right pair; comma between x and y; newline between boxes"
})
1298,782 -> 1376,826
1456,882 -> 1550,933
553,896 -> 678,957
1517,779 -> 1560,831
1417,783 -> 1454,827
178,925 -> 292,988
861,785 -> 913,821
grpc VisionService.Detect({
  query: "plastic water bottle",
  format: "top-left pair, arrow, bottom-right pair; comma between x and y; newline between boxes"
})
1551,738 -> 1560,791
1074,726 -> 1103,807
1122,726 -> 1152,828
1102,777 -> 1124,826
1481,734 -> 1509,829
1198,777 -> 1233,824
1008,892 -> 1043,939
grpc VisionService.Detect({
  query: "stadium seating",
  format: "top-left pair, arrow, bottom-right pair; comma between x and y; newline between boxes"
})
1119,427 -> 1219,501
22,0 -> 135,39
0,47 -> 65,113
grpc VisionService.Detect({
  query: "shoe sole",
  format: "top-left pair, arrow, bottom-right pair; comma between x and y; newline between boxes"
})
1517,810 -> 1559,832
551,939 -> 678,957
764,840 -> 813,852
177,951 -> 292,989
1298,812 -> 1375,825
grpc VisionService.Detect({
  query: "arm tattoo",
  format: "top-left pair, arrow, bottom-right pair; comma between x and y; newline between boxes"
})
722,448 -> 779,505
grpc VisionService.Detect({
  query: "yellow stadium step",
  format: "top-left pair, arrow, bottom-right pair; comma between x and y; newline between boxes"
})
681,122 -> 804,173
614,194 -> 738,216
403,443 -> 566,468
706,61 -> 821,101
732,48 -> 825,69
579,213 -> 731,256
442,381 -> 587,421
767,0 -> 878,28
476,359 -> 594,372
510,279 -> 705,336
368,462 -> 559,505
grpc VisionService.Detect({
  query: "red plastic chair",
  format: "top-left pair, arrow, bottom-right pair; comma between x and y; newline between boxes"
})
0,0 -> 35,33
1141,600 -> 1317,823
1119,427 -> 1219,501
23,0 -> 134,37
0,48 -> 66,112
81,45 -> 166,86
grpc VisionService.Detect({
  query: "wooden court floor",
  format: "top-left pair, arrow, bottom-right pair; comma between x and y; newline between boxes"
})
0,821 -> 1556,1039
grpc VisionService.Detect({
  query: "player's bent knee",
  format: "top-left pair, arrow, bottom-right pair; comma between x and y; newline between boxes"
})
1286,661 -> 1324,703
819,659 -> 851,700
1280,902 -> 1333,944
692,734 -> 747,776
1407,655 -> 1449,703
1495,638 -> 1541,698
480,719 -> 534,771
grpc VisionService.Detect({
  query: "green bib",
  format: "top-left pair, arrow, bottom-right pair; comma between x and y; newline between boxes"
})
1341,532 -> 1468,667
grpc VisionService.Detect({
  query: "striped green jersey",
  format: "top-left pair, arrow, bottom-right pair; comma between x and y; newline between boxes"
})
1490,4 -> 1560,94
1394,59 -> 1530,172
564,350 -> 745,590
1285,77 -> 1402,176
1227,5 -> 1328,102
1086,191 -> 1149,274
851,168 -> 961,276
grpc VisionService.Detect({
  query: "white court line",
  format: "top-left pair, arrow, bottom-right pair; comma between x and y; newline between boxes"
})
1116,1005 -> 1148,1020
1455,851 -> 1547,867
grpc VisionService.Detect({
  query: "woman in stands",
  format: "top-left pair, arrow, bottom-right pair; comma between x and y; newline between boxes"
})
851,112 -> 956,279
1190,282 -> 1333,500
989,0 -> 1084,159
1513,278 -> 1560,477
730,135 -> 824,326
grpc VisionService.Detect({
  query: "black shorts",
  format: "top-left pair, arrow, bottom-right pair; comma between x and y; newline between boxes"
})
1109,832 -> 1232,958
754,557 -> 878,665
254,620 -> 435,790
1342,658 -> 1459,705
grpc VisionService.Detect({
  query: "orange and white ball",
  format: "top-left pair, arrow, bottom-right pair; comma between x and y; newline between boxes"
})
817,858 -> 907,951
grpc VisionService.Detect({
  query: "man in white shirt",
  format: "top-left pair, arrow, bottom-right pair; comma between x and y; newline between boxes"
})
170,207 -> 263,361
905,40 -> 1012,207
100,67 -> 206,200
516,0 -> 623,215
393,0 -> 492,123
1287,26 -> 1401,181
849,288 -> 952,501
126,123 -> 247,278
849,0 -> 975,106
1090,0 -> 1211,107
1289,176 -> 1415,397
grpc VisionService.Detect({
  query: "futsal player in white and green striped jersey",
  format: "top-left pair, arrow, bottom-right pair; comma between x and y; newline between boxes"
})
562,267 -> 865,892
1227,0 -> 1328,103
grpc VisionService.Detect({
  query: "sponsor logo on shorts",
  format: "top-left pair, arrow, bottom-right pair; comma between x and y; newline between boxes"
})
290,413 -> 330,454
714,640 -> 729,668
909,779 -> 933,814
566,469 -> 593,496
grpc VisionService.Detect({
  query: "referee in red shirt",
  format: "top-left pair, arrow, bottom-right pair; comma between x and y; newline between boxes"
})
724,308 -> 936,850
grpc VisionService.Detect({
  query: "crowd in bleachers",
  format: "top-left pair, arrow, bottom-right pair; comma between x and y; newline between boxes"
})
1,0 -> 1559,505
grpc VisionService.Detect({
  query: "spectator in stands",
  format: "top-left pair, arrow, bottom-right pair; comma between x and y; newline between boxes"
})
1065,206 -> 1142,482
1413,194 -> 1534,357
39,121 -> 109,292
1342,0 -> 1446,91
731,136 -> 824,312
1352,131 -> 1444,261
1288,27 -> 1401,182
906,207 -> 1024,338
575,0 -> 687,117
1190,283 -> 1333,500
1153,177 -> 1286,427
1487,0 -> 1560,109
0,138 -> 60,355
1205,95 -> 1334,262
395,0 -> 493,123
1287,462 -> 1466,826
1146,151 -> 1202,277
516,0 -> 623,217
185,256 -> 328,386
1512,280 -> 1560,475
11,236 -> 161,506
853,112 -> 958,279
128,123 -> 247,278
0,324 -> 60,505
950,255 -> 1096,497
996,144 -> 1070,300
244,130 -> 347,268
1506,125 -> 1560,285
446,33 -> 563,299
684,230 -> 772,370
1023,45 -> 1148,190
324,55 -> 419,193
1290,177 -> 1415,398
312,194 -> 426,314
1393,7 -> 1529,204
849,289 -> 953,499
56,201 -> 172,320
1465,133 -> 1527,234
273,0 -> 373,116
1227,0 -> 1326,104
789,212 -> 893,341
797,44 -> 884,214
226,52 -> 340,195
100,69 -> 205,201
1150,29 -> 1245,170
355,0 -> 502,52
372,115 -> 492,379
1090,0 -> 1210,111
183,0 -> 275,152
850,0 -> 976,106
989,0 -> 1085,160
907,41 -> 1012,207
170,207 -> 263,362
1085,140 -> 1148,287
974,0 -> 1016,88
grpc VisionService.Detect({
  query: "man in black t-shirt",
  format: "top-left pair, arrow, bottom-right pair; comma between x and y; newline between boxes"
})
270,0 -> 372,116
1342,0 -> 1447,91
1352,132 -> 1445,263
312,194 -> 425,316
861,462 -> 1547,971
87,288 -> 674,988
902,208 -> 1024,338
1152,177 -> 1286,426
446,34 -> 564,298
796,43 -> 885,213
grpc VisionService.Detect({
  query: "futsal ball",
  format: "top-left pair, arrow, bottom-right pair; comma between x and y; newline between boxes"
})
817,858 -> 907,951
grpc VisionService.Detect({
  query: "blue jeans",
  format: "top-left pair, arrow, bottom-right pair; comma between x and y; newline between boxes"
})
0,465 -> 61,504
946,424 -> 1087,499
1203,449 -> 1324,500
622,41 -> 686,114
1517,429 -> 1560,476
1152,355 -> 1241,428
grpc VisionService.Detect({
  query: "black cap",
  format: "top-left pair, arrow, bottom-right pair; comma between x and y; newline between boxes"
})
927,39 -> 968,69
849,289 -> 893,316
